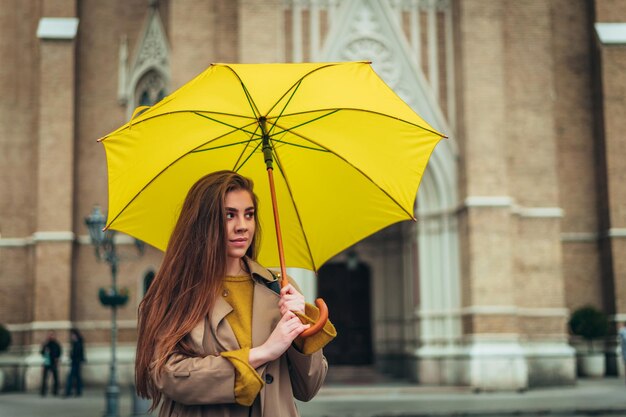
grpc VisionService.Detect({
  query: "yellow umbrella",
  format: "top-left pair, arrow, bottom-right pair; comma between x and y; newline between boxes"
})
100,62 -> 445,335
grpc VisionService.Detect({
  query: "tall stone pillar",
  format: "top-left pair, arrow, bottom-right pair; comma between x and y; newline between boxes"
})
593,4 -> 626,366
505,0 -> 574,387
32,1 -> 78,356
457,0 -> 525,390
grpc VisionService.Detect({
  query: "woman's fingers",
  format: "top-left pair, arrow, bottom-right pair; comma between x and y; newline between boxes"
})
280,314 -> 310,337
280,284 -> 295,297
279,290 -> 305,315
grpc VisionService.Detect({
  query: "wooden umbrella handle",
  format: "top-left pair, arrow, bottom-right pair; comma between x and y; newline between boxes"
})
300,298 -> 329,338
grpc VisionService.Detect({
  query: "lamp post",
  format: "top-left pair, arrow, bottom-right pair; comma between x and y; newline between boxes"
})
85,206 -> 139,417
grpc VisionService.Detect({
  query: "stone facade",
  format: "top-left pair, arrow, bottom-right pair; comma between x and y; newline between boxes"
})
0,0 -> 624,392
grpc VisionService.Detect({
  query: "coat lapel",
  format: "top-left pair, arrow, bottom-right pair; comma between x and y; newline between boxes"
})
209,295 -> 238,352
251,283 -> 281,348
245,258 -> 283,348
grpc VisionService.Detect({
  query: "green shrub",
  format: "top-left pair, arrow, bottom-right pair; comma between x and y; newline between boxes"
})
0,324 -> 11,352
569,305 -> 609,352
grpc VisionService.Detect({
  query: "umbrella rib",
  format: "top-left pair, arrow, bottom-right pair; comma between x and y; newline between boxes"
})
234,138 -> 264,172
267,79 -> 303,138
220,65 -> 261,119
189,138 -> 261,153
232,124 -> 263,171
272,121 -> 418,221
264,62 -> 343,117
105,127 -> 254,229
268,109 -> 340,141
268,108 -> 446,138
270,145 -> 318,273
240,82 -> 261,119
271,140 -> 329,152
99,110 -> 256,141
193,112 -> 261,137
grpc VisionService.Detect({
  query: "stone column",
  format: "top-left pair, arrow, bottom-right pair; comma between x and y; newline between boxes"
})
29,0 -> 78,389
504,0 -> 574,387
593,4 -> 626,371
457,0 -> 524,390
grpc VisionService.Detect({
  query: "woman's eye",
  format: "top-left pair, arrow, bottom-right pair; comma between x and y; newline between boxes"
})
245,212 -> 255,219
226,212 -> 234,219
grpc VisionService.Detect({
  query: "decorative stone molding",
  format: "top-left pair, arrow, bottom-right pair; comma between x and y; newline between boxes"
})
463,197 -> 565,219
36,17 -> 79,40
32,231 -> 75,242
6,321 -> 73,332
464,196 -> 514,208
595,23 -> 626,45
0,237 -> 31,247
460,305 -> 568,318
513,206 -> 564,218
608,228 -> 626,238
561,232 -> 598,242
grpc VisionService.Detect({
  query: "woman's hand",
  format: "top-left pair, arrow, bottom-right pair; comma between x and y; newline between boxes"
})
279,284 -> 305,315
249,311 -> 310,367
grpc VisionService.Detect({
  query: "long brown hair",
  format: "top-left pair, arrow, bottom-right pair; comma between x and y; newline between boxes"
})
135,171 -> 260,409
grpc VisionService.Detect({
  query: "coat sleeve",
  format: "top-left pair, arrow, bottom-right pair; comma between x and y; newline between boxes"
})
152,352 -> 238,406
286,346 -> 328,402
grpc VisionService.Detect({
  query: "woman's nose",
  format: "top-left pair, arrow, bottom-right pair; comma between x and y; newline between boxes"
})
235,217 -> 247,231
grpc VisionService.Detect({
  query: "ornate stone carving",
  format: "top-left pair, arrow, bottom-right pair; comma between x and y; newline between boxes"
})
136,14 -> 168,68
339,2 -> 416,106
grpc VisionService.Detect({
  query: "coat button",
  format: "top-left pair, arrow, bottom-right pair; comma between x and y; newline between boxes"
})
264,373 -> 274,384
222,289 -> 228,297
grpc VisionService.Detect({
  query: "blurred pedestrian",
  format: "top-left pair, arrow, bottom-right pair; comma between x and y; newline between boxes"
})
64,328 -> 85,397
40,331 -> 62,396
619,322 -> 626,384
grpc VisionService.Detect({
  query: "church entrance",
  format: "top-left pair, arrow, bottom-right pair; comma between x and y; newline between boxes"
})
317,261 -> 373,365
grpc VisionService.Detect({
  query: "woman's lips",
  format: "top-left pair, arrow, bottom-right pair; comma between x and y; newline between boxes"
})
229,238 -> 248,247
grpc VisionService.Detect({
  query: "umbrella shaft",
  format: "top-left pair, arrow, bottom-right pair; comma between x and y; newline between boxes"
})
260,117 -> 273,170
266,167 -> 288,287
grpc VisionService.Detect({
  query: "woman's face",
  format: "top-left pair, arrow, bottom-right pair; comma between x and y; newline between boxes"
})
224,189 -> 256,260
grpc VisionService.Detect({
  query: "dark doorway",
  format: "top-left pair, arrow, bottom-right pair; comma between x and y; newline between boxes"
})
318,261 -> 373,365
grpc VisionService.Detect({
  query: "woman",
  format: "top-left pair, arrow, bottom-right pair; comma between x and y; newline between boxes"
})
135,171 -> 335,417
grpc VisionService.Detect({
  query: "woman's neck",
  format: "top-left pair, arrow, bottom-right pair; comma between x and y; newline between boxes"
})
225,257 -> 246,276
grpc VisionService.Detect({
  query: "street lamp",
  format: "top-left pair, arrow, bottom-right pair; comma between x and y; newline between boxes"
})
85,206 -> 141,417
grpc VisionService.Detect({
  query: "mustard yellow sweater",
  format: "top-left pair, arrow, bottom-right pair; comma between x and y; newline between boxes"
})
219,275 -> 336,406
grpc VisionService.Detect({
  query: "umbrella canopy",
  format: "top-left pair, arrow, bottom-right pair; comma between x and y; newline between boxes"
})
100,62 -> 444,272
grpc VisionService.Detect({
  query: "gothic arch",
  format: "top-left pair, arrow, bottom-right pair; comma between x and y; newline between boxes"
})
118,5 -> 170,119
317,0 -> 462,382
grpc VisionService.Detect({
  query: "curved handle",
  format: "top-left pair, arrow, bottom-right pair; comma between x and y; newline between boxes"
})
279,269 -> 329,338
299,298 -> 329,338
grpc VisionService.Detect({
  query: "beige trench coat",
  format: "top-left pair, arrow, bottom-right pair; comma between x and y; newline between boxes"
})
152,259 -> 329,417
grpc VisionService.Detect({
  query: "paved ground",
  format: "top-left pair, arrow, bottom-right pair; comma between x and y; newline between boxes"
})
1,378 -> 625,417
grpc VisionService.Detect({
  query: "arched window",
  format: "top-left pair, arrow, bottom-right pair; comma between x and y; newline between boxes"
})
135,70 -> 166,109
